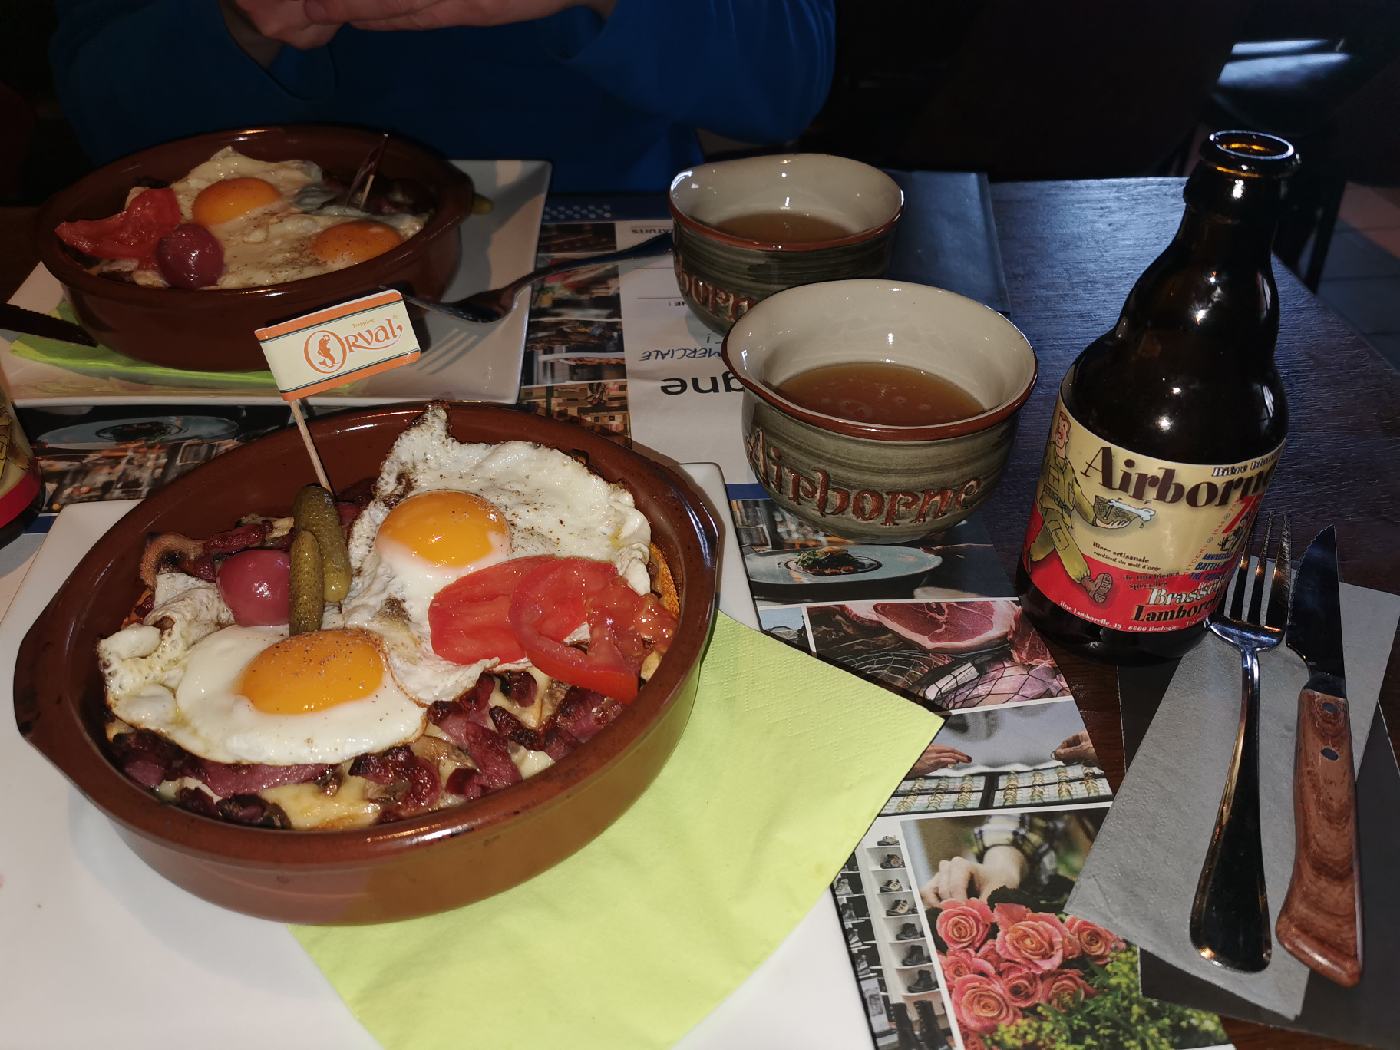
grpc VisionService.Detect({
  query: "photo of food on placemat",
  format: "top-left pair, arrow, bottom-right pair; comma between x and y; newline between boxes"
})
18,403 -> 291,511
516,380 -> 630,437
529,265 -> 621,321
805,599 -> 1069,711
522,318 -> 625,386
731,497 -> 1011,605
535,220 -> 617,256
881,701 -> 1111,815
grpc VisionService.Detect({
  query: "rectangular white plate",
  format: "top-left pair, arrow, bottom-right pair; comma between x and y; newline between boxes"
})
0,468 -> 865,1049
0,159 -> 549,408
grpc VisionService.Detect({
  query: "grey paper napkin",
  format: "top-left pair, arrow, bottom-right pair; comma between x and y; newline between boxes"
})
1065,582 -> 1400,1019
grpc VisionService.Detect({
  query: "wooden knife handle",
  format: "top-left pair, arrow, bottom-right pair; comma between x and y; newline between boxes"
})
1276,688 -> 1362,987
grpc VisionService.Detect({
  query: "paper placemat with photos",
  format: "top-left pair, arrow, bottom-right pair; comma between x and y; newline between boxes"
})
14,211 -> 1231,1050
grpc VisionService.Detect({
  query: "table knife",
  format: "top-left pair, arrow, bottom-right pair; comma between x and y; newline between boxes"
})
1276,526 -> 1362,987
0,303 -> 97,347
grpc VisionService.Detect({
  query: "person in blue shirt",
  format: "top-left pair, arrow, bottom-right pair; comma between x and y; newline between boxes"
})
50,0 -> 836,192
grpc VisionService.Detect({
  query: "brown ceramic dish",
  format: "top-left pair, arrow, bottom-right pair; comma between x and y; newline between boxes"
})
668,154 -> 903,332
34,126 -> 475,372
13,403 -> 719,924
723,279 -> 1037,542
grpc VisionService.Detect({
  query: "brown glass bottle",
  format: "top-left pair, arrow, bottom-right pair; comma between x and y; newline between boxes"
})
1016,131 -> 1298,664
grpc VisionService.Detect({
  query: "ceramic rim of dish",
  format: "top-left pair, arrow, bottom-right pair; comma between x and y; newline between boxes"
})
667,156 -> 904,253
720,284 -> 1038,442
35,126 -> 475,303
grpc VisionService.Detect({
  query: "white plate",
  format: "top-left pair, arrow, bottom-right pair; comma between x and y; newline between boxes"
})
0,159 -> 550,408
744,545 -> 942,588
0,467 -> 867,1050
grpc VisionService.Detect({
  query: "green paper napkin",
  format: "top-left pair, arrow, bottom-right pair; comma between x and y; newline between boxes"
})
293,613 -> 941,1050
9,302 -> 277,388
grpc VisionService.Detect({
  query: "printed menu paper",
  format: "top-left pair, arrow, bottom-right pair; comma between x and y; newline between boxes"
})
616,221 -> 755,482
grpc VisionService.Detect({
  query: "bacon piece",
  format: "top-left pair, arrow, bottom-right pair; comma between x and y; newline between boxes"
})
175,786 -> 219,818
110,728 -> 190,787
194,760 -> 330,797
445,767 -> 486,800
489,706 -> 578,763
452,722 -> 521,790
337,477 -> 377,507
216,794 -> 290,828
202,521 -> 269,557
349,745 -> 441,819
554,687 -> 623,742
541,724 -> 581,762
336,502 -> 361,534
497,670 -> 537,707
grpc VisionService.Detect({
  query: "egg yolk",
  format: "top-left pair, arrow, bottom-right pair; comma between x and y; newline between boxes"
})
377,490 -> 510,568
192,177 -> 282,226
238,629 -> 385,715
310,220 -> 404,266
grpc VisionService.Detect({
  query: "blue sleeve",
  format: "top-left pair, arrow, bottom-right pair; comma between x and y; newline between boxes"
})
553,0 -> 835,143
50,0 -> 336,164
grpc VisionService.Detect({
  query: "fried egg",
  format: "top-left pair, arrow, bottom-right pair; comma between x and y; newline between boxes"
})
132,147 -> 425,289
341,405 -> 652,704
100,574 -> 424,765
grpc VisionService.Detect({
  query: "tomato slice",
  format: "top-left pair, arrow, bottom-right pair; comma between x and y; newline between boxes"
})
509,557 -> 678,703
55,187 -> 182,264
428,557 -> 554,665
430,554 -> 678,704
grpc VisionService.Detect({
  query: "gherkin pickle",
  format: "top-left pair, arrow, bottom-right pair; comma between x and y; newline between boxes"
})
288,527 -> 325,635
293,484 -> 351,602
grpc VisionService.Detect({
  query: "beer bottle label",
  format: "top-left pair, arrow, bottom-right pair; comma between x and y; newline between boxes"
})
1020,395 -> 1282,633
0,393 -> 40,526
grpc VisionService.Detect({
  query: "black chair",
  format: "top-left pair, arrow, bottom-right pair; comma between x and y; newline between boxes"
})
883,0 -> 1254,180
1208,1 -> 1400,287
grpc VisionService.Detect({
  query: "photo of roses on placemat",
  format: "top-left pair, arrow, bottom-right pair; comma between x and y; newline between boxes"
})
906,811 -> 1226,1050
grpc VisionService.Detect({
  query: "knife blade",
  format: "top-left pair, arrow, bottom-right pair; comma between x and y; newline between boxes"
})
1276,526 -> 1362,987
0,303 -> 98,347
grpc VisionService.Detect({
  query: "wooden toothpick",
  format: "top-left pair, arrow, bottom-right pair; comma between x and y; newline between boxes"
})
289,400 -> 332,491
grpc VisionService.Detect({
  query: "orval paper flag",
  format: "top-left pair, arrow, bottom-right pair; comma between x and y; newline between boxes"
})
255,289 -> 419,399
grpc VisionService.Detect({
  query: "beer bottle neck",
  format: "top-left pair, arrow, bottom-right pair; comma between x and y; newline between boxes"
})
1174,167 -> 1283,265
1111,170 -> 1284,356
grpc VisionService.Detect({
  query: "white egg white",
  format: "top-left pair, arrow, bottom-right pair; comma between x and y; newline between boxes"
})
341,405 -> 653,705
99,575 -> 425,766
131,147 -> 427,290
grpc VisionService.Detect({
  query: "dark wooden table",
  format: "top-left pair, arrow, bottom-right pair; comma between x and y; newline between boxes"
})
5,180 -> 1397,1049
982,179 -> 1400,1050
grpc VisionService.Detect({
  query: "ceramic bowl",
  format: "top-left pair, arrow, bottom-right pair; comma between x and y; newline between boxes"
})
668,154 -> 903,332
13,403 -> 719,923
34,125 -> 475,372
722,280 -> 1037,542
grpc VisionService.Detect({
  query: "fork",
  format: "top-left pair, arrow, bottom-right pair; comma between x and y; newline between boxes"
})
1191,512 -> 1292,972
399,231 -> 673,324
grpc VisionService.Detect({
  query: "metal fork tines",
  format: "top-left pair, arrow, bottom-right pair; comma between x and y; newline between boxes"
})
1191,511 -> 1292,972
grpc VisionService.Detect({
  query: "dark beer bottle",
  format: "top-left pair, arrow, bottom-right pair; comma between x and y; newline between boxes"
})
1016,131 -> 1298,664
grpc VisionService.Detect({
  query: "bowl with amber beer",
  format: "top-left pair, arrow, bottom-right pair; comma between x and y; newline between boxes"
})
721,279 -> 1037,542
668,154 -> 903,332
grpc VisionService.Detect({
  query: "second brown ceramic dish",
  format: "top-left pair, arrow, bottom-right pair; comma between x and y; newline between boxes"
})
34,126 -> 475,372
14,403 -> 719,923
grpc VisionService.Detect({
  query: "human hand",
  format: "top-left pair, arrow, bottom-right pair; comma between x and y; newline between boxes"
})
227,0 -> 342,49
909,742 -> 972,777
1052,730 -> 1097,765
302,0 -> 615,30
918,846 -> 1028,907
